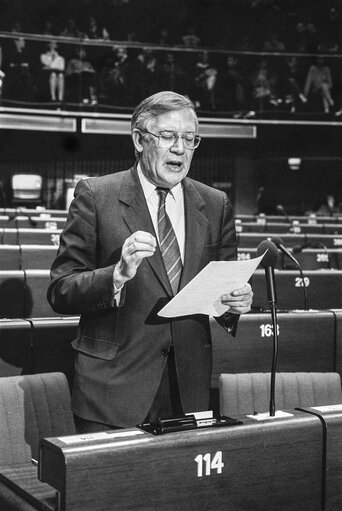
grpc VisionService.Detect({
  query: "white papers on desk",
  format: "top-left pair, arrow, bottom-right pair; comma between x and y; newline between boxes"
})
158,252 -> 265,318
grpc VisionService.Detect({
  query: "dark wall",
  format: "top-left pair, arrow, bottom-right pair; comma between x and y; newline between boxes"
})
0,122 -> 341,214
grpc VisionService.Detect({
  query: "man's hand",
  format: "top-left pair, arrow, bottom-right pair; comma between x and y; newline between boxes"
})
220,283 -> 253,314
114,231 -> 157,288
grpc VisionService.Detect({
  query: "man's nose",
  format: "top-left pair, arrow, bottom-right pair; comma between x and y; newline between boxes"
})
170,135 -> 185,153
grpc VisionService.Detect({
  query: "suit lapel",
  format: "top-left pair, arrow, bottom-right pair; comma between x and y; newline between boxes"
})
180,179 -> 209,289
119,167 -> 172,295
118,169 -> 209,296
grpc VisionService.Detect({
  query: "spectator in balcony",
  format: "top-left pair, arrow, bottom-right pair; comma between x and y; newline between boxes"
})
160,52 -> 190,95
158,27 -> 173,46
304,55 -> 334,113
291,20 -> 319,53
65,47 -> 97,104
42,20 -> 56,37
99,46 -> 131,105
216,55 -> 246,112
130,48 -> 162,103
40,41 -> 65,102
60,18 -> 85,39
181,25 -> 201,48
263,32 -> 285,52
194,51 -> 218,110
281,56 -> 307,113
86,16 -> 110,40
3,22 -> 34,101
251,58 -> 280,111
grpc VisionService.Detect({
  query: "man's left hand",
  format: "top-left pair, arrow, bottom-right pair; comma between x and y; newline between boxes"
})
220,283 -> 253,314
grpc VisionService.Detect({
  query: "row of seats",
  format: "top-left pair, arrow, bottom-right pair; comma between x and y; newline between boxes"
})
1,310 -> 342,405
2,216 -> 342,235
2,370 -> 342,511
0,215 -> 67,230
1,243 -> 341,271
0,268 -> 341,318
236,214 -> 342,225
236,221 -> 342,235
0,310 -> 341,382
2,229 -> 342,250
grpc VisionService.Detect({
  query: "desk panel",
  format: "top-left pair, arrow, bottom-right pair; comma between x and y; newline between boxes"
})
39,411 -> 323,511
211,311 -> 336,387
251,270 -> 342,310
0,317 -> 78,382
1,229 -> 61,246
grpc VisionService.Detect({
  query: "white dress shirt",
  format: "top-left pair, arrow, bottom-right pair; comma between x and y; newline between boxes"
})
114,165 -> 185,299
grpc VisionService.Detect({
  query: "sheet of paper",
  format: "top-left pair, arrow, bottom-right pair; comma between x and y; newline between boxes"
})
158,252 -> 265,318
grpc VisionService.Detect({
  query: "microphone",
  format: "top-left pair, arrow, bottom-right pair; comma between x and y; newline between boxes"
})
256,239 -> 279,417
256,239 -> 279,306
276,204 -> 290,222
271,236 -> 308,310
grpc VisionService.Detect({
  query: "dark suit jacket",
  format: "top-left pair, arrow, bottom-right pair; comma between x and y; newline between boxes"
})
47,166 -> 238,427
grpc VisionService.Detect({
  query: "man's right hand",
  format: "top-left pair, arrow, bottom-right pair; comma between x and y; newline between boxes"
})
114,230 -> 157,288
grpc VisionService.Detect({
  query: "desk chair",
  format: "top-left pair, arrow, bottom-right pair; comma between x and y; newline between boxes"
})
219,372 -> 342,417
0,372 -> 76,510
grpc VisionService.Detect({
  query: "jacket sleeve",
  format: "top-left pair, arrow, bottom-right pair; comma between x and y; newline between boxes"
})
214,191 -> 240,336
47,178 -> 122,315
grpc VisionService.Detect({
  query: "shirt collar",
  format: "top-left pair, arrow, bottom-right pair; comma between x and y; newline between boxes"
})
137,163 -> 183,202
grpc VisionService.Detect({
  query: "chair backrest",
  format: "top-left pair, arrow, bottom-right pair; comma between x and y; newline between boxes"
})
219,372 -> 342,417
0,372 -> 76,466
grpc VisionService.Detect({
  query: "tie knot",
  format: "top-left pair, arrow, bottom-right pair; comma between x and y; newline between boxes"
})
156,187 -> 170,203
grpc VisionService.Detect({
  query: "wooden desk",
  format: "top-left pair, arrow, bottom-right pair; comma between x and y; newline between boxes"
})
39,410 -> 323,511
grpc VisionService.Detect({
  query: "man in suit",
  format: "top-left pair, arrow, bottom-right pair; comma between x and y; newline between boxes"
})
47,90 -> 253,432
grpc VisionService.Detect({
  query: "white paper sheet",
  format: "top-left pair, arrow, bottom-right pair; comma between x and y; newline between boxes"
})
158,252 -> 266,318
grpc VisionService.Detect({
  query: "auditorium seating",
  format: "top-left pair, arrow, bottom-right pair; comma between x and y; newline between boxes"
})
210,311 -> 337,388
237,232 -> 342,248
0,245 -> 58,270
0,372 -> 75,511
218,372 -> 342,416
0,317 -> 77,381
251,269 -> 342,310
1,229 -> 61,245
0,270 -> 62,318
238,246 -> 342,269
0,208 -> 68,218
0,215 -> 67,230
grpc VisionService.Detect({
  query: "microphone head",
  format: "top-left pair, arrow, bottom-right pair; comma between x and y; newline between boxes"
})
256,239 -> 279,268
270,236 -> 283,248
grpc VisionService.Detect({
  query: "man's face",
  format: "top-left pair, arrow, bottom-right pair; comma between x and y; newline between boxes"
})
133,108 -> 198,189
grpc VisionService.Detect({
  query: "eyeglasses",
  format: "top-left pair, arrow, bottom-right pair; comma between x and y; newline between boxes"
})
138,129 -> 201,150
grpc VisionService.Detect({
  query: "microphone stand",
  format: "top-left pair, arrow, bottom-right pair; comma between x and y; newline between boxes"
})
265,265 -> 279,417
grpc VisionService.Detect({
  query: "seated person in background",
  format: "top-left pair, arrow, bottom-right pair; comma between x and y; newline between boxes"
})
99,46 -> 130,105
86,16 -> 110,40
65,47 -> 97,104
304,55 -> 334,113
3,21 -> 34,101
40,41 -> 65,102
315,194 -> 341,216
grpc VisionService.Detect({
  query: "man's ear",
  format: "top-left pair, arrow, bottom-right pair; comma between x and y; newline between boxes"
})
132,129 -> 143,154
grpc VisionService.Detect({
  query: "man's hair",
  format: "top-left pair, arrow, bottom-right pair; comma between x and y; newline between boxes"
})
131,90 -> 198,132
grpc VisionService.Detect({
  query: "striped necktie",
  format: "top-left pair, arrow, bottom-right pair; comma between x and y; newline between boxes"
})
156,187 -> 182,295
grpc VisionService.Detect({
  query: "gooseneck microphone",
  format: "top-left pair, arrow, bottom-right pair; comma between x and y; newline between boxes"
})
256,239 -> 279,416
271,236 -> 308,310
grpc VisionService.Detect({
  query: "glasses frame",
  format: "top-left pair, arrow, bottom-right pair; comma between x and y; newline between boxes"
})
137,129 -> 201,150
